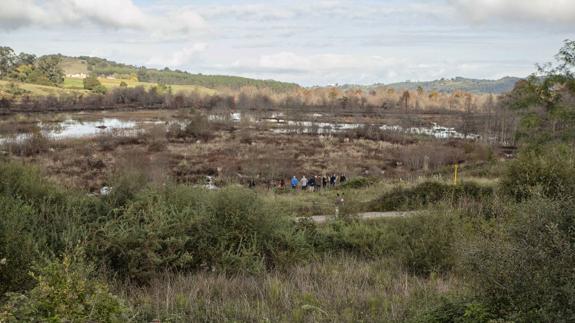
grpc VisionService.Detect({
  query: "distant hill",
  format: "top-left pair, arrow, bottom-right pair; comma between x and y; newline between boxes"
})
386,77 -> 521,94
339,77 -> 521,94
59,56 -> 300,92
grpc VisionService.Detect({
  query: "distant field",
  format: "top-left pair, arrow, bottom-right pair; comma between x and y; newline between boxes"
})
63,77 -> 144,89
63,77 -> 216,95
169,83 -> 217,95
0,78 -> 216,99
0,80 -> 88,97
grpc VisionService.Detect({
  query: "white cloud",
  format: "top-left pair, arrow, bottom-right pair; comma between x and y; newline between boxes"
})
450,0 -> 575,25
198,4 -> 297,20
0,0 -> 49,28
194,0 -> 452,22
219,51 -> 532,85
258,52 -> 406,72
146,44 -> 208,68
0,0 -> 552,86
0,0 -> 206,36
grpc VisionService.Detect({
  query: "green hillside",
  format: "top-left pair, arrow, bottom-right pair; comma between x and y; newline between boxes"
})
61,56 -> 299,92
62,76 -> 216,95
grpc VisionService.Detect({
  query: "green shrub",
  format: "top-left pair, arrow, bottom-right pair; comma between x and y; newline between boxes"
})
0,251 -> 130,322
103,171 -> 149,208
462,197 -> 575,322
201,186 -> 309,272
337,177 -> 374,190
415,298 -> 496,323
83,74 -> 101,90
0,196 -> 38,295
391,213 -> 458,275
309,212 -> 459,275
0,162 -> 56,201
370,181 -> 494,212
93,186 -> 310,282
500,144 -> 575,201
309,219 -> 395,258
0,162 -> 108,295
92,84 -> 108,94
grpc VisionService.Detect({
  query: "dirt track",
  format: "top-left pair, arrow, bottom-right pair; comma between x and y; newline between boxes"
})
298,211 -> 417,224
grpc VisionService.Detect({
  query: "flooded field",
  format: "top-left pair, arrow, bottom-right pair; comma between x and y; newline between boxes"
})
0,108 -> 499,192
0,109 -> 482,143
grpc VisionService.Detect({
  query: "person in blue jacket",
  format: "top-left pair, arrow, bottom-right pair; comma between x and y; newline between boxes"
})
291,176 -> 299,189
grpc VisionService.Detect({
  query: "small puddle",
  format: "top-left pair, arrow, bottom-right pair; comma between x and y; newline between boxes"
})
48,118 -> 138,139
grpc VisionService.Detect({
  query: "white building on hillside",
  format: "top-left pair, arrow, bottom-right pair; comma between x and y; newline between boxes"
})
66,73 -> 88,79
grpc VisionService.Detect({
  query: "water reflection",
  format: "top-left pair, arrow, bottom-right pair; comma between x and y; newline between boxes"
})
0,112 -> 480,143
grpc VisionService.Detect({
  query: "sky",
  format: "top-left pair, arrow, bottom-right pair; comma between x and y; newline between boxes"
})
0,0 -> 574,86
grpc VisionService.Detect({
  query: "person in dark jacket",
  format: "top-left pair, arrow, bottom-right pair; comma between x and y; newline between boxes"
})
330,174 -> 337,187
308,176 -> 316,191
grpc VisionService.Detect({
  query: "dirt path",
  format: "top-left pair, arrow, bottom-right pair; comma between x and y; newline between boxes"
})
298,211 -> 417,224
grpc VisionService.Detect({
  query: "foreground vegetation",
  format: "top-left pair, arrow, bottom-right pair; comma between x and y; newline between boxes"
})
1,141 -> 574,322
0,41 -> 574,322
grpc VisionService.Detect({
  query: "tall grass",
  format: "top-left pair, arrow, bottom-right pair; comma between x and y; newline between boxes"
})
122,256 -> 466,323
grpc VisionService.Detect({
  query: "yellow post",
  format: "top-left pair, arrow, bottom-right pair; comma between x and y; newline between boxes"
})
453,163 -> 459,185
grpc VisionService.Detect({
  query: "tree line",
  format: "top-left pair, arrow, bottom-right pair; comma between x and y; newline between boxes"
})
0,47 -> 65,86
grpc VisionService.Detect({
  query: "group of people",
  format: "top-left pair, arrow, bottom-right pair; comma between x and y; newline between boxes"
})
290,174 -> 347,191
246,174 -> 348,192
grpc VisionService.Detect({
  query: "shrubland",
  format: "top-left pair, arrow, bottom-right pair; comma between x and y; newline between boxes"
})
1,140 -> 574,321
0,40 -> 574,322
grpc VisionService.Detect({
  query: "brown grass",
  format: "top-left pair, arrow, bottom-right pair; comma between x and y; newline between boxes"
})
2,131 -> 52,157
1,109 -> 501,191
121,256 -> 465,322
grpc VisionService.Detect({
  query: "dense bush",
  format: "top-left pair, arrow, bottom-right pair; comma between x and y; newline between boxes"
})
500,144 -> 575,201
0,163 -> 105,295
461,197 -> 575,322
166,114 -> 216,142
370,181 -> 494,212
337,176 -> 374,190
391,213 -> 458,275
305,212 -> 459,275
83,74 -> 102,90
92,186 -> 310,282
0,251 -> 130,322
415,298 -> 495,323
0,196 -> 39,295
